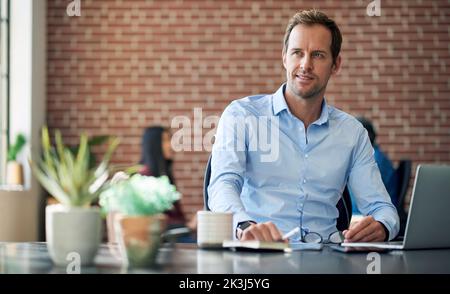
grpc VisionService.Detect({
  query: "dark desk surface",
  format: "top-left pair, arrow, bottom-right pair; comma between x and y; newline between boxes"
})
1,242 -> 450,274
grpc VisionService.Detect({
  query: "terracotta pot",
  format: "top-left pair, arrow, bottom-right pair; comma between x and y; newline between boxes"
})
6,161 -> 24,186
114,214 -> 167,268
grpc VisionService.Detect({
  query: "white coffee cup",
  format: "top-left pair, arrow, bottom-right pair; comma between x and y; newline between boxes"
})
197,211 -> 233,248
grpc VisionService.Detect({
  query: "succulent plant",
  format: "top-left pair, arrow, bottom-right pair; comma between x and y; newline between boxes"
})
29,126 -> 119,207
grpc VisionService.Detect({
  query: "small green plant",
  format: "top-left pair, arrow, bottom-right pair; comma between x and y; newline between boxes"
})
7,134 -> 26,161
99,174 -> 180,216
29,127 -> 120,207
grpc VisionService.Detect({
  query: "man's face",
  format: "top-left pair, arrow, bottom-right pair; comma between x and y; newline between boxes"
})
282,24 -> 341,100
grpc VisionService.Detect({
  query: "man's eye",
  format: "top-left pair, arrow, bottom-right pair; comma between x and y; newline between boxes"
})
313,52 -> 324,58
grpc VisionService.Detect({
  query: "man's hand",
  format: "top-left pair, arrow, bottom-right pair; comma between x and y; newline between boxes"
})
239,221 -> 285,242
343,216 -> 386,242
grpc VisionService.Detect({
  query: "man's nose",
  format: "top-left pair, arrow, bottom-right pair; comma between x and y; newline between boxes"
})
300,55 -> 313,72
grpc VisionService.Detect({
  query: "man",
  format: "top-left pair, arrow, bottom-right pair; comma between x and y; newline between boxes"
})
208,10 -> 399,243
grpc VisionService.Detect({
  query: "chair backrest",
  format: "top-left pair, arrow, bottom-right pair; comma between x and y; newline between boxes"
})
394,159 -> 412,237
203,154 -> 352,230
336,186 -> 352,231
203,154 -> 212,211
395,159 -> 412,211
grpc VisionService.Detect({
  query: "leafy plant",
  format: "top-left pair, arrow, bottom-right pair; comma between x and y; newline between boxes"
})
99,174 -> 180,216
68,135 -> 111,169
7,134 -> 26,161
29,127 -> 120,207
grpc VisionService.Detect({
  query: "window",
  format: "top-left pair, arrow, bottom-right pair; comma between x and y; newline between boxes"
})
0,0 -> 9,184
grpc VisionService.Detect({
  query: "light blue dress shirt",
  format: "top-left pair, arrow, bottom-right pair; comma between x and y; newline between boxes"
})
352,145 -> 398,214
208,84 -> 400,241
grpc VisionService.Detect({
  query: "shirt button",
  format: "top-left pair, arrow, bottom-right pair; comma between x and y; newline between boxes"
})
303,179 -> 307,184
305,154 -> 308,158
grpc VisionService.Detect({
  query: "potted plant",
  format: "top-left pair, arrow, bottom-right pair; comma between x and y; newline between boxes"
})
6,133 -> 26,186
29,126 -> 119,266
99,173 -> 180,268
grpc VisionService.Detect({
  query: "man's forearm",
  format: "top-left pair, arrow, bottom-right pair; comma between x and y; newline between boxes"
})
208,174 -> 252,234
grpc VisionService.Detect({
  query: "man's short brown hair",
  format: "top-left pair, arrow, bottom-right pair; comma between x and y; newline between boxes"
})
283,9 -> 342,64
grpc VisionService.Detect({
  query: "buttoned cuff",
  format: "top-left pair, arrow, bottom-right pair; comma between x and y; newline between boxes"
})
377,221 -> 390,241
371,209 -> 400,241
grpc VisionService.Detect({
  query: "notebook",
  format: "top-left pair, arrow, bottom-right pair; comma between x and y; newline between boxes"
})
222,240 -> 323,252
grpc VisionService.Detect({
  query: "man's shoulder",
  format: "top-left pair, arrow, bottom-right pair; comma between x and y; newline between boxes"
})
224,93 -> 273,116
328,106 -> 363,130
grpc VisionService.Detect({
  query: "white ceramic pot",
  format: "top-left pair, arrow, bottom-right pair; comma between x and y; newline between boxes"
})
46,204 -> 101,266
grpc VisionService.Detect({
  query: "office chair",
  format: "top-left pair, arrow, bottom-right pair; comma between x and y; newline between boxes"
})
203,154 -> 213,211
336,186 -> 352,231
202,154 -> 352,231
395,159 -> 412,236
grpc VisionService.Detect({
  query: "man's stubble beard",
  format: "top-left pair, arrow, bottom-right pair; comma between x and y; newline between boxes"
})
287,78 -> 327,101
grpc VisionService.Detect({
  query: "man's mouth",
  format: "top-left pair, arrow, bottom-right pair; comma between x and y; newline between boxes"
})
295,74 -> 314,81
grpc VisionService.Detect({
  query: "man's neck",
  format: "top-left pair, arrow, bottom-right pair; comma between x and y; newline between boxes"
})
284,90 -> 324,129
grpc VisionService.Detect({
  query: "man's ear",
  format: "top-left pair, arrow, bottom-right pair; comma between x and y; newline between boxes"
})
332,55 -> 342,75
282,49 -> 287,70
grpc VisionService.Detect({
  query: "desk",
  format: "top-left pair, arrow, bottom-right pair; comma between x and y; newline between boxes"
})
1,242 -> 450,274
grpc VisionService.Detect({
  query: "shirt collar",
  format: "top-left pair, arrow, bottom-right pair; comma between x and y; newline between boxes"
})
272,84 -> 289,116
313,99 -> 330,126
272,83 -> 330,125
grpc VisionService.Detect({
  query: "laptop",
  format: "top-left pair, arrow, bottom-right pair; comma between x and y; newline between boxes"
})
341,164 -> 450,250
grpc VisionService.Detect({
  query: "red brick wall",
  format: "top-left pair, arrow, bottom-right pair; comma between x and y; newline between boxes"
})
47,0 -> 450,219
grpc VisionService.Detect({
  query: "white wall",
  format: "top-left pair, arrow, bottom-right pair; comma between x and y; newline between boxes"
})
0,0 -> 46,241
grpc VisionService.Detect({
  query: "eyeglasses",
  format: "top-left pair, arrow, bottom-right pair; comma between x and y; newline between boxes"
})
296,195 -> 344,244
